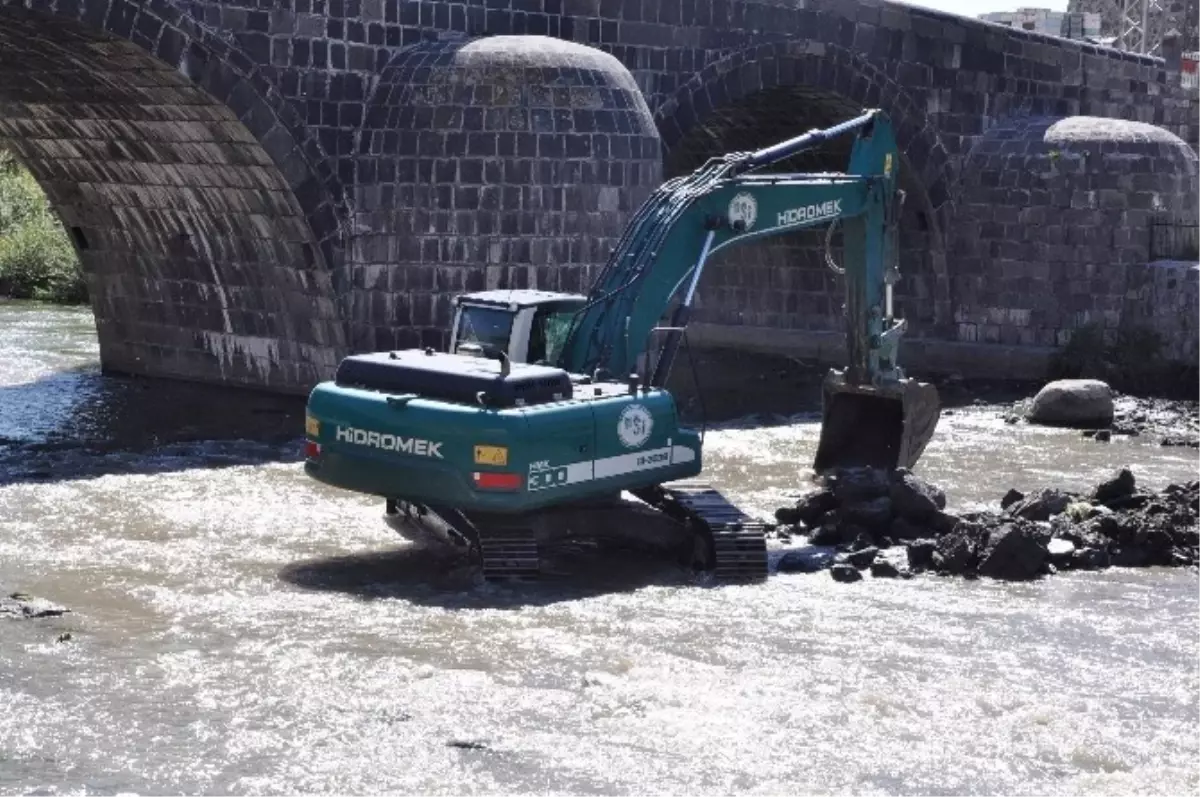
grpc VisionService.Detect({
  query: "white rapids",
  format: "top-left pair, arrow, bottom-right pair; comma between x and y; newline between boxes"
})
1,302 -> 1197,795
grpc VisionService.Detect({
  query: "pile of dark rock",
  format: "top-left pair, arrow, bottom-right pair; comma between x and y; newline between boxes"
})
773,467 -> 1199,582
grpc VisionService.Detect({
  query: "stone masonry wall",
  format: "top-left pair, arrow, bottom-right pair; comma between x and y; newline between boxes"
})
953,116 -> 1199,349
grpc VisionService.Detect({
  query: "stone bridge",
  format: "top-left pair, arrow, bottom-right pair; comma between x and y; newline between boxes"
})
1,0 -> 1196,392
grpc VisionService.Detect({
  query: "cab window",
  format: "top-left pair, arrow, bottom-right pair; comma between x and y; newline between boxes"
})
528,307 -> 576,365
456,305 -> 514,357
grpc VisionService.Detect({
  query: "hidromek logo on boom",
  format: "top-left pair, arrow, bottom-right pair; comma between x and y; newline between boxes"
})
336,426 -> 444,458
778,199 -> 842,226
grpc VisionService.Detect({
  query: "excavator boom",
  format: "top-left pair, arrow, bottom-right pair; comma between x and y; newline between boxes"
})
556,109 -> 940,472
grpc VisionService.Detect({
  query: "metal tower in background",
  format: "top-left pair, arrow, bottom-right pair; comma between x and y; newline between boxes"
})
1069,0 -> 1198,55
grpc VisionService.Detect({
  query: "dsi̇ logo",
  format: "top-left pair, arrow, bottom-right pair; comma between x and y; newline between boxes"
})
617,404 -> 653,449
727,192 -> 757,231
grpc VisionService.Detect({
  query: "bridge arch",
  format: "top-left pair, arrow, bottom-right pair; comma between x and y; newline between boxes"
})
0,0 -> 346,391
654,39 -> 955,341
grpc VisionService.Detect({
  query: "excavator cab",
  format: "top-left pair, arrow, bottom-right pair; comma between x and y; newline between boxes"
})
450,291 -> 586,365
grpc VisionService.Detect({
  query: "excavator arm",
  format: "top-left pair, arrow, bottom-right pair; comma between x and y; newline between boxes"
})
558,109 -> 940,471
558,110 -> 900,386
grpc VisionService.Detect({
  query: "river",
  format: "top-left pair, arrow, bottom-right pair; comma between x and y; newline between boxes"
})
1,301 -> 1197,795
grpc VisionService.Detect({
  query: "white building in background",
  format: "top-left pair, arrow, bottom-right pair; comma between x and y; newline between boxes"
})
979,7 -> 1103,40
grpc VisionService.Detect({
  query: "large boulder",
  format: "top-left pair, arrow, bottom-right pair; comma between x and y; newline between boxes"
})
933,521 -> 990,575
907,539 -> 938,570
828,468 -> 891,505
1026,379 -> 1114,428
843,497 -> 893,531
786,489 -> 839,527
1091,469 -> 1136,506
889,469 -> 946,521
977,522 -> 1048,580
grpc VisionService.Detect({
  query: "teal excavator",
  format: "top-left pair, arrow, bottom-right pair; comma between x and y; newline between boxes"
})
302,109 -> 941,582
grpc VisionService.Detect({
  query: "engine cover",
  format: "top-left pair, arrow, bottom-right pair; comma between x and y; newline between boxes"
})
334,349 -> 573,408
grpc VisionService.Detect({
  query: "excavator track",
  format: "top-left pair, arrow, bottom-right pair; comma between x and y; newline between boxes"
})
635,481 -> 769,583
410,503 -> 541,581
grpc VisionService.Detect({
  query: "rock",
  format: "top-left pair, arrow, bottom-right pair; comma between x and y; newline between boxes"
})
0,594 -> 69,619
889,516 -> 928,541
842,496 -> 894,531
1000,489 -> 1025,510
934,521 -> 989,575
792,489 -> 839,526
1103,493 -> 1151,511
1064,501 -> 1094,522
842,546 -> 879,569
907,539 -> 937,570
1026,379 -> 1114,428
849,531 -> 876,551
1072,547 -> 1111,570
807,524 -> 842,547
1093,430 -> 1111,442
1092,469 -> 1136,506
977,522 -> 1048,580
870,560 -> 901,578
928,511 -> 961,535
830,563 -> 863,583
1109,546 -> 1146,568
1047,537 -> 1076,567
774,506 -> 801,526
1007,489 -> 1074,521
837,523 -> 871,546
1161,436 -> 1200,448
889,469 -> 946,521
828,467 -> 891,505
1005,415 -> 1019,424
56,632 -> 72,643
777,548 -> 835,574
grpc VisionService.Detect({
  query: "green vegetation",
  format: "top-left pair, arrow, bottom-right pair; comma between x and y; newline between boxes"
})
0,150 -> 87,304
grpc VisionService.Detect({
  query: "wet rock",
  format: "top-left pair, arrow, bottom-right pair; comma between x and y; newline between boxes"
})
907,539 -> 938,571
1092,469 -> 1136,506
1026,379 -> 1114,428
1007,489 -> 1075,521
1000,489 -> 1025,510
889,516 -> 927,541
1072,547 -> 1111,570
870,560 -> 901,578
1093,430 -> 1111,442
828,467 -> 891,505
446,739 -> 489,750
1103,493 -> 1152,511
807,523 -> 842,547
777,547 -> 835,574
849,531 -> 876,551
933,521 -> 990,575
977,522 -> 1048,581
1161,435 -> 1199,448
842,546 -> 879,569
928,511 -> 961,536
56,632 -> 72,643
843,497 -> 892,531
830,563 -> 863,583
790,489 -> 839,527
0,593 -> 69,619
889,468 -> 946,521
774,506 -> 801,526
1109,546 -> 1146,568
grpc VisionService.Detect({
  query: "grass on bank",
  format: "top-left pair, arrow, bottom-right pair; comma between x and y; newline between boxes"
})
0,150 -> 88,304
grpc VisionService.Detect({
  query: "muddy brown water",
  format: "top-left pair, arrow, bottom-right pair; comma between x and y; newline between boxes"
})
1,301 -> 1197,795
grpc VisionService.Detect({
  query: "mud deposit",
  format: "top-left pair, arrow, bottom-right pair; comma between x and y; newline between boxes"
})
2,303 -> 1198,795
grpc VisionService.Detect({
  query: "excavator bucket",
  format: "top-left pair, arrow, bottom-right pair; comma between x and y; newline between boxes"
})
813,369 -> 941,473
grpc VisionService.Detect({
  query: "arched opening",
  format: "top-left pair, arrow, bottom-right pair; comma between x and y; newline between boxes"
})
663,84 -> 943,350
0,5 -> 343,393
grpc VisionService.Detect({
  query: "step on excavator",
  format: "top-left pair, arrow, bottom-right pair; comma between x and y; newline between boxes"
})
302,109 -> 941,583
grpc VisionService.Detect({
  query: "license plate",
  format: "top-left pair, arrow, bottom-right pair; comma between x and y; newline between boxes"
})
474,445 -> 508,466
305,415 -> 320,437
